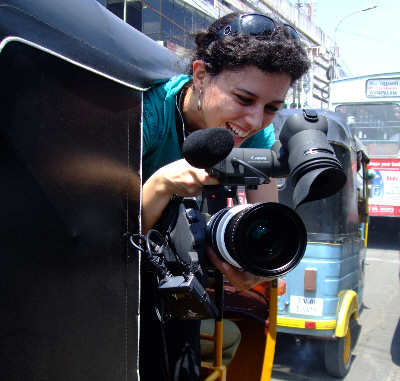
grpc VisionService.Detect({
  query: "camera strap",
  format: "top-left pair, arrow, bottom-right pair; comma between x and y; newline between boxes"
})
160,194 -> 184,237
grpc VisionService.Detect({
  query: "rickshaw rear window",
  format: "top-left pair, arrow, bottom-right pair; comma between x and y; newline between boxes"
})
335,103 -> 400,157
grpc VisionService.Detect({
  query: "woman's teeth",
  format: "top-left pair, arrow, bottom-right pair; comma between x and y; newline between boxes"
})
227,123 -> 249,138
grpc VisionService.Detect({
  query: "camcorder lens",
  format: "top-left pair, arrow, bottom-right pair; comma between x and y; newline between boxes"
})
207,203 -> 306,277
245,220 -> 284,261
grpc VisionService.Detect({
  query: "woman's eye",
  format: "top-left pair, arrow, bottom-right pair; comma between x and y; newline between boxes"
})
265,105 -> 279,113
235,94 -> 252,104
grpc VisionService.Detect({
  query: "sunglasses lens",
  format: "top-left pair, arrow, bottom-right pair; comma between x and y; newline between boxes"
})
284,25 -> 299,40
240,15 -> 275,37
213,14 -> 299,45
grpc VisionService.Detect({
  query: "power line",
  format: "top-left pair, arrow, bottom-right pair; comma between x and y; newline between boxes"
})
340,21 -> 400,35
338,29 -> 400,47
337,56 -> 353,76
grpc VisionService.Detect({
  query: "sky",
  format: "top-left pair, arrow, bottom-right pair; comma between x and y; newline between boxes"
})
300,0 -> 400,77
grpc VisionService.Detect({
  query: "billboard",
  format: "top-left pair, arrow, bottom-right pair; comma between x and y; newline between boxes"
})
367,158 -> 400,216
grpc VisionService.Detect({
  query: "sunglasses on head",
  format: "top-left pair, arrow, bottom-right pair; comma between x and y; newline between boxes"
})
212,13 -> 299,43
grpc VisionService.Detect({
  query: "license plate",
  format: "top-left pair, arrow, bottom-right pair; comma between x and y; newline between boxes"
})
290,296 -> 323,316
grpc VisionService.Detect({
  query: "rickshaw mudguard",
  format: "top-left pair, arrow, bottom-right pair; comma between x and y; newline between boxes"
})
335,290 -> 359,337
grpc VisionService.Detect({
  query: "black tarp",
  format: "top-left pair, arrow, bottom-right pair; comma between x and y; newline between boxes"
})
0,0 -> 179,379
0,0 -> 181,89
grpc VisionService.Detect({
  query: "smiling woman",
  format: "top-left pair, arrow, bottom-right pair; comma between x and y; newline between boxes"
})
140,11 -> 311,381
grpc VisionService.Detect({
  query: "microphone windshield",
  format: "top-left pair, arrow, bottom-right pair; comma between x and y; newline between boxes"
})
182,128 -> 234,169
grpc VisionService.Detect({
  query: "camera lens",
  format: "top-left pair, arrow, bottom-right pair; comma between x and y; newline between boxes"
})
207,203 -> 306,277
245,220 -> 284,261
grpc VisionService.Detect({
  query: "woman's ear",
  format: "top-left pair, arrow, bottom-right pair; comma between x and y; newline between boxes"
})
192,60 -> 207,92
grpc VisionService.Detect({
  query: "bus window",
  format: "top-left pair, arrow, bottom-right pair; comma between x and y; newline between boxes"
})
335,103 -> 400,157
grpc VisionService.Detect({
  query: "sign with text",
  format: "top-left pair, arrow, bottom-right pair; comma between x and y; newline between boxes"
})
367,158 -> 400,216
366,77 -> 400,97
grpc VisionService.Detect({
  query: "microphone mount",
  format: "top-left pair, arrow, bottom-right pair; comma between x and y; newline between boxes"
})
231,157 -> 271,185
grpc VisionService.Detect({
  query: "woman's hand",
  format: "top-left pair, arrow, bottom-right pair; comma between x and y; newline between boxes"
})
205,245 -> 268,291
142,159 -> 219,233
150,159 -> 218,198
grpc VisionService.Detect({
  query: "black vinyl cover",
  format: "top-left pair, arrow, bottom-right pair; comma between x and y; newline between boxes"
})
0,0 -> 179,379
0,0 -> 180,89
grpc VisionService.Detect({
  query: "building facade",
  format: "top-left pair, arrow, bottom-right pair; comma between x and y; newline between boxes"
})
96,0 -> 345,109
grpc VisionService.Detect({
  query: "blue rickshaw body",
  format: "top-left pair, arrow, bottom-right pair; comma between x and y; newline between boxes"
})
277,241 -> 366,337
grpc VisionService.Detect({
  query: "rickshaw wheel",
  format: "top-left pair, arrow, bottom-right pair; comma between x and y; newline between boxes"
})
324,322 -> 353,378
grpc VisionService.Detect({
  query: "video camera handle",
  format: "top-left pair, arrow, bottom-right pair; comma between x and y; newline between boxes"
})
230,157 -> 271,184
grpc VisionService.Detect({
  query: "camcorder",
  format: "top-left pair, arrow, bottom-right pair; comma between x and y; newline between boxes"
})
132,110 -> 347,320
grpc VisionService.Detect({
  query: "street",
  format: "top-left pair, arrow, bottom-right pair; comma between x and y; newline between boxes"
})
270,217 -> 400,380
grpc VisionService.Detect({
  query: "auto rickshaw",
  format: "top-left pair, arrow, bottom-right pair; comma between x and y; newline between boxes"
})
275,109 -> 370,378
213,109 -> 370,380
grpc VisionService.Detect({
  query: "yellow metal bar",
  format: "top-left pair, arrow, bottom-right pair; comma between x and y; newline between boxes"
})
201,319 -> 227,381
200,333 -> 215,342
214,320 -> 224,368
363,161 -> 371,247
260,279 -> 278,381
364,184 -> 370,247
203,368 -> 224,381
202,270 -> 227,381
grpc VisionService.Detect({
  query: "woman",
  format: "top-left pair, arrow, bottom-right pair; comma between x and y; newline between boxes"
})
140,12 -> 311,380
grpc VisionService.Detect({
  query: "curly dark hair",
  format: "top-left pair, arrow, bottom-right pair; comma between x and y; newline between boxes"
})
188,12 -> 311,85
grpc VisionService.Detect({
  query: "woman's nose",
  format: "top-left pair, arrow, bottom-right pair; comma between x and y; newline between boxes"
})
243,106 -> 265,131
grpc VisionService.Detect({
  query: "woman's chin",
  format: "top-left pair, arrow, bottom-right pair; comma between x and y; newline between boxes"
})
232,135 -> 248,147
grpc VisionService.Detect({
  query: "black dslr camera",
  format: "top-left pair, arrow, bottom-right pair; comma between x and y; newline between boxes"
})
132,110 -> 347,320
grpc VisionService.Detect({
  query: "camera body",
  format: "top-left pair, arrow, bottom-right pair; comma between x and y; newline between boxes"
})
145,110 -> 347,320
158,197 -> 215,320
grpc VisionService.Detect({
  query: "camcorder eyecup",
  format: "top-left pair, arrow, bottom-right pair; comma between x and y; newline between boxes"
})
282,118 -> 347,208
207,202 -> 307,277
293,166 -> 347,209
